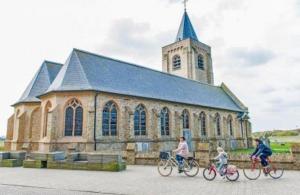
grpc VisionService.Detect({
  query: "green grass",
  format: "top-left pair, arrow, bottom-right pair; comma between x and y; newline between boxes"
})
230,142 -> 292,154
0,140 -> 4,151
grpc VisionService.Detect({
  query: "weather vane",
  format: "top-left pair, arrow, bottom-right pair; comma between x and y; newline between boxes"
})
183,0 -> 188,11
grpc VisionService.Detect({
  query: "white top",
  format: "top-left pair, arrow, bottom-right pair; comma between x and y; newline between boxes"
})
214,151 -> 228,164
174,141 -> 189,157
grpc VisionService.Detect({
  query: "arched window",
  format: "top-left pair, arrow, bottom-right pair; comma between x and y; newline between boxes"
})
134,104 -> 146,136
182,109 -> 189,129
197,54 -> 204,70
172,55 -> 181,70
215,113 -> 221,136
43,101 -> 52,137
102,101 -> 118,136
160,107 -> 170,136
65,99 -> 83,136
200,112 -> 206,136
228,116 -> 233,136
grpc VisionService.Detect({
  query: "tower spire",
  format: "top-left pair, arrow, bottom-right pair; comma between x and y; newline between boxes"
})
175,4 -> 199,42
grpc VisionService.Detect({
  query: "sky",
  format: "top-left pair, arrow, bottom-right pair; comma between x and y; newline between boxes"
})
0,0 -> 299,136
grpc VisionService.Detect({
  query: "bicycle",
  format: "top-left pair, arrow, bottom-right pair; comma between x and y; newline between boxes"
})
243,156 -> 284,180
157,151 -> 200,177
203,160 -> 240,181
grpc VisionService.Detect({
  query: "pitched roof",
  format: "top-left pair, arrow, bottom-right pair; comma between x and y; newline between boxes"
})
175,11 -> 199,42
45,49 -> 245,112
15,61 -> 62,105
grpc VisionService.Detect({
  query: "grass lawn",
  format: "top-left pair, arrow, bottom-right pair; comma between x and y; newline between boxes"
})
230,142 -> 292,154
0,140 -> 4,151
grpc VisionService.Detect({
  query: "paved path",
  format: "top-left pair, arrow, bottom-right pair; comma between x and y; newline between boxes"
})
0,166 -> 299,195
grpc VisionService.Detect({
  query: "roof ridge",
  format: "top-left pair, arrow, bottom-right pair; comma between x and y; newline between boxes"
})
73,48 -> 219,89
72,50 -> 93,89
44,60 -> 63,66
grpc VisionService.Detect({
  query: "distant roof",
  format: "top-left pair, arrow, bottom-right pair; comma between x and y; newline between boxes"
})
15,61 -> 62,105
45,49 -> 244,112
175,11 -> 199,42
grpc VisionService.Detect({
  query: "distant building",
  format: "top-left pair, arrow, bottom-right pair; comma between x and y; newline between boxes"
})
5,9 -> 252,154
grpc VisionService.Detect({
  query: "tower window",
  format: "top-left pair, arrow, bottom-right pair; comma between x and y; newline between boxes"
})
198,54 -> 204,70
172,55 -> 181,70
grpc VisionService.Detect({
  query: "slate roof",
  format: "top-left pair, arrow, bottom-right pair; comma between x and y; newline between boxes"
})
15,61 -> 62,105
175,11 -> 199,42
45,49 -> 245,112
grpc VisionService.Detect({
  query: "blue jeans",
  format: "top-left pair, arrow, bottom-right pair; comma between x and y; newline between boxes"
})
176,154 -> 184,168
259,153 -> 271,167
217,162 -> 227,175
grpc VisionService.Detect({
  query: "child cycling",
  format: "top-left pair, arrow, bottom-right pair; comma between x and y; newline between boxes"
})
251,138 -> 273,175
214,147 -> 228,176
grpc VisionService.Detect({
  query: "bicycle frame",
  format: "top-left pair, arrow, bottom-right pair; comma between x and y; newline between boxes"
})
250,157 -> 277,172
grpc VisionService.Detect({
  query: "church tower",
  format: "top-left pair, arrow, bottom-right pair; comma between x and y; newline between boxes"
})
162,8 -> 214,85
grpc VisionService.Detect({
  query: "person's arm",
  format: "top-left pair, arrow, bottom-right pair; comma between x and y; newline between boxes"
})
252,144 -> 264,157
251,147 -> 259,157
173,143 -> 182,152
214,153 -> 221,160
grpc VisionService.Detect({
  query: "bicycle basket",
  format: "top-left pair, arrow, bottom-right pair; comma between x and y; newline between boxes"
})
159,152 -> 170,160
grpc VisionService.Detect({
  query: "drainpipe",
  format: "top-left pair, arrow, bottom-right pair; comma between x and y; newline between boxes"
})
93,92 -> 99,151
245,119 -> 249,148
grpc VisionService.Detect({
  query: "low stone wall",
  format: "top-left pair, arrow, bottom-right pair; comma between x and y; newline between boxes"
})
0,151 -> 26,167
24,151 -> 126,172
124,143 -> 300,170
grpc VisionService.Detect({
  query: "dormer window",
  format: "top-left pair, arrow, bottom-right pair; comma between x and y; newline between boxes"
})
172,55 -> 181,70
198,54 -> 204,70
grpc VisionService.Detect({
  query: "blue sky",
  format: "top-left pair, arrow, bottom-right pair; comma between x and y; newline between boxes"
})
0,0 -> 299,135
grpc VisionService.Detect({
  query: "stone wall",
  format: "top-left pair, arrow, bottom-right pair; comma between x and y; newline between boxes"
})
125,143 -> 300,170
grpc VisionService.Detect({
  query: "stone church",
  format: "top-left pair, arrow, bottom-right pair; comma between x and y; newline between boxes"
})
5,9 -> 252,154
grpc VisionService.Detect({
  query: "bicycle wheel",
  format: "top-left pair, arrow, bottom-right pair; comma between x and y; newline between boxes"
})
183,160 -> 200,177
243,167 -> 261,180
269,165 -> 284,179
203,167 -> 216,181
226,170 -> 239,181
157,160 -> 172,177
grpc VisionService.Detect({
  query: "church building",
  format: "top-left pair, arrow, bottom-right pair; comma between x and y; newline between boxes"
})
4,9 -> 252,154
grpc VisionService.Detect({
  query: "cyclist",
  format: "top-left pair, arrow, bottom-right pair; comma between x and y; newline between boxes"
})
251,138 -> 273,175
214,147 -> 228,177
173,136 -> 189,173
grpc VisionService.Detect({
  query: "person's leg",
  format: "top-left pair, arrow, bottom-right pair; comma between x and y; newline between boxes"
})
260,154 -> 268,167
176,155 -> 184,169
217,162 -> 224,173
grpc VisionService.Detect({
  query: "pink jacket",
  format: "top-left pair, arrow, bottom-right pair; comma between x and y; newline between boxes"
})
175,141 -> 189,157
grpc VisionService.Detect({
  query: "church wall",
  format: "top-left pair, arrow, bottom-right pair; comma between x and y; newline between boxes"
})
4,114 -> 14,150
38,91 -> 96,152
9,103 -> 41,151
95,92 -> 249,153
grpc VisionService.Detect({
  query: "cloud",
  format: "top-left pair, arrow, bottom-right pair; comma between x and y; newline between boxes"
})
228,47 -> 275,67
96,18 -> 172,67
167,0 -> 182,4
259,86 -> 277,94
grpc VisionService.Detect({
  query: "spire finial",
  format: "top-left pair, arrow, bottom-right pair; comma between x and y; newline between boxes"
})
183,0 -> 188,11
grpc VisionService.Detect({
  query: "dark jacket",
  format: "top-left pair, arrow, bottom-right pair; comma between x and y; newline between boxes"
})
252,141 -> 272,157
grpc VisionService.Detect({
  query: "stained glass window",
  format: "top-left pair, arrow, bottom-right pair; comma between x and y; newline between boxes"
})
64,99 -> 83,136
182,109 -> 189,129
200,112 -> 206,136
134,104 -> 146,136
102,101 -> 118,136
160,107 -> 170,136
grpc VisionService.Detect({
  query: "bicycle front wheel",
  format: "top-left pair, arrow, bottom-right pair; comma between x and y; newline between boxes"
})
203,167 -> 216,181
157,160 -> 172,177
269,165 -> 284,179
243,167 -> 261,180
183,160 -> 200,177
